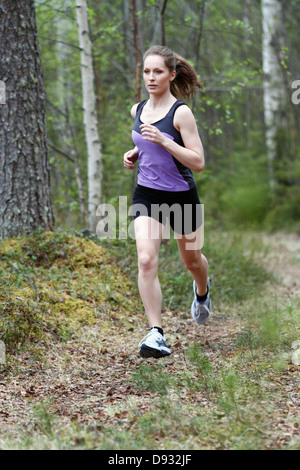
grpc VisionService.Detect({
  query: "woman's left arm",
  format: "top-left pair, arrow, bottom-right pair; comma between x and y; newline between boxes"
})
140,105 -> 204,173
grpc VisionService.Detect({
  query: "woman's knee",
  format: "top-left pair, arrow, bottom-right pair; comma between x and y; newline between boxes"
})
181,251 -> 204,273
184,258 -> 201,273
138,250 -> 158,274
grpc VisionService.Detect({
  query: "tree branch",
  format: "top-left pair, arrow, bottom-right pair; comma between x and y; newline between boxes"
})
48,143 -> 75,162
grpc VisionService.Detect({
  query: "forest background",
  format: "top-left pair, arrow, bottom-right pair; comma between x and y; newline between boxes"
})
36,0 -> 300,233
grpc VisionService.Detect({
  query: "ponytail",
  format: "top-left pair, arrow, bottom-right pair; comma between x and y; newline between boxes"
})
172,53 -> 203,100
143,46 -> 202,100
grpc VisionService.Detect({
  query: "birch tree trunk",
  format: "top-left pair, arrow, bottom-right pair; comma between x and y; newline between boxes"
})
261,0 -> 287,189
0,0 -> 55,240
54,13 -> 87,224
76,0 -> 102,231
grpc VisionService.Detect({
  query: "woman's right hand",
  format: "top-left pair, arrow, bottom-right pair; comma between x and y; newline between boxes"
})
124,147 -> 138,169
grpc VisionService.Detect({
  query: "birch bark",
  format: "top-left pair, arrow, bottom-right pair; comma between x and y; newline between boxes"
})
261,0 -> 287,188
76,0 -> 102,231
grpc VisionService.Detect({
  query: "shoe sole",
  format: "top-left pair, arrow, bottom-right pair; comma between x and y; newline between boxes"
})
139,344 -> 171,358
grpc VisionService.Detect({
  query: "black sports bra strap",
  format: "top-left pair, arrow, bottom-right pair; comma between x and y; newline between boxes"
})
136,100 -> 147,114
170,100 -> 186,116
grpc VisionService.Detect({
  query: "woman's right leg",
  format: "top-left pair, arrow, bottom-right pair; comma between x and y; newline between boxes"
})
134,216 -> 164,329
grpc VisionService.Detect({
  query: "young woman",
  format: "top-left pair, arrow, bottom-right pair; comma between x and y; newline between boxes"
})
124,45 -> 211,358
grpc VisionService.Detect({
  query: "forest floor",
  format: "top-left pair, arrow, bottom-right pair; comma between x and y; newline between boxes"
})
0,230 -> 299,450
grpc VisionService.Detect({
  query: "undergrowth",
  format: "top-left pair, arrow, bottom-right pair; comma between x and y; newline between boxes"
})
0,229 -> 140,353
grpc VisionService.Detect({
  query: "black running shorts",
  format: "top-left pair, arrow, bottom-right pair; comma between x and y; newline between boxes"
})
132,185 -> 202,235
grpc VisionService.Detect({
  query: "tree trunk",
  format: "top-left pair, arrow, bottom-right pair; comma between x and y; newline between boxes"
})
152,0 -> 168,46
261,0 -> 287,189
192,0 -> 206,113
0,0 -> 55,240
160,0 -> 168,46
123,0 -> 134,74
130,0 -> 142,103
76,0 -> 102,231
54,13 -> 87,225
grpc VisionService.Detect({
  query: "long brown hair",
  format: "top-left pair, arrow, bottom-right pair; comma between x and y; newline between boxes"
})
143,45 -> 202,100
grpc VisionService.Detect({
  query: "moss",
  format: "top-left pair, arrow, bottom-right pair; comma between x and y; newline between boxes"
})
0,230 -> 140,352
0,238 -> 22,255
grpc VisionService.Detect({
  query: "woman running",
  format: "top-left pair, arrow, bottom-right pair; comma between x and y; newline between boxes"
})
124,45 -> 211,358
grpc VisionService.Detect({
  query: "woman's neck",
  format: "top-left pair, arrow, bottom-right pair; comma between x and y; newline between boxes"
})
147,92 -> 177,110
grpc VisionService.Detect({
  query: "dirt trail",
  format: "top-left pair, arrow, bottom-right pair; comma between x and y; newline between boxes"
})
262,232 -> 300,298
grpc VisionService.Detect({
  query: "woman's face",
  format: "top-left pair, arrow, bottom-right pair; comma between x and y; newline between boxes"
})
143,55 -> 176,96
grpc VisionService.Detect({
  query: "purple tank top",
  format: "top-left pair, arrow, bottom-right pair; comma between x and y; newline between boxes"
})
132,100 -> 196,191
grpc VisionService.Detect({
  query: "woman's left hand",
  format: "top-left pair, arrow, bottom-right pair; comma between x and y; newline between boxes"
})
140,124 -> 166,146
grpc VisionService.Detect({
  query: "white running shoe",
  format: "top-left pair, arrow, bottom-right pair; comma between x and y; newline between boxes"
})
191,279 -> 211,325
139,328 -> 171,358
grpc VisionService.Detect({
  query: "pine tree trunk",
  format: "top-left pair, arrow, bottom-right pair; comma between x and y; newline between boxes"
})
0,0 -> 55,240
76,0 -> 102,232
261,0 -> 287,189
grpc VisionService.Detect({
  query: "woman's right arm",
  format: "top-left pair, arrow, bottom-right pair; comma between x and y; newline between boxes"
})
124,104 -> 139,169
130,103 -> 138,119
124,147 -> 138,169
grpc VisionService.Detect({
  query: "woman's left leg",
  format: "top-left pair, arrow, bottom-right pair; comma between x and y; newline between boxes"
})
176,226 -> 208,297
176,226 -> 211,325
